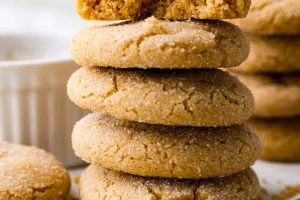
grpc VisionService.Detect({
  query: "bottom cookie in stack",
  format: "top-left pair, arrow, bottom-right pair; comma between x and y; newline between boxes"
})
80,165 -> 259,200
248,118 -> 300,162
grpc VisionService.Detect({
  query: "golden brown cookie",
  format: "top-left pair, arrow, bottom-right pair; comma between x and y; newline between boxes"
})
229,0 -> 300,35
0,142 -> 70,200
234,73 -> 300,118
72,113 -> 261,179
80,165 -> 260,200
230,35 -> 300,73
70,17 -> 249,69
67,67 -> 254,127
248,118 -> 300,162
77,0 -> 251,20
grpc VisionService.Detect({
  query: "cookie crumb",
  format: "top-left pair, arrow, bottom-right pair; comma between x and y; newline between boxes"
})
66,196 -> 79,200
261,187 -> 269,195
262,178 -> 268,184
272,185 -> 300,200
74,176 -> 80,184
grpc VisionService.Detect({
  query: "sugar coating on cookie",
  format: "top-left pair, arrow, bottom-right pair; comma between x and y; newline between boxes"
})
80,165 -> 260,200
76,0 -> 251,20
248,118 -> 300,162
0,142 -> 70,200
234,73 -> 300,118
229,0 -> 300,35
67,67 -> 254,127
72,113 -> 261,179
230,35 -> 300,73
70,18 -> 249,69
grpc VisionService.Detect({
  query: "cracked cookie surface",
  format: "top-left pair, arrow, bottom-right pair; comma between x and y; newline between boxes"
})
234,73 -> 300,118
76,0 -> 251,20
248,117 -> 300,161
0,142 -> 70,200
80,165 -> 260,200
229,0 -> 300,35
230,35 -> 300,74
67,67 -> 254,127
70,17 -> 249,69
72,113 -> 261,179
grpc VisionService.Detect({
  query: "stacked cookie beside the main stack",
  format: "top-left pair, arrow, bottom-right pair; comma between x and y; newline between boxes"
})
230,0 -> 300,161
67,1 -> 261,199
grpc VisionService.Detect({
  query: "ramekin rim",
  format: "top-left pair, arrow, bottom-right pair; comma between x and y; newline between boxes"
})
0,31 -> 73,68
0,56 -> 73,68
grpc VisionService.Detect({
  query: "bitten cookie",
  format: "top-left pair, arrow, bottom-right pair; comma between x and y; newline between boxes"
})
229,0 -> 300,35
72,113 -> 261,179
67,67 -> 254,127
234,73 -> 300,118
248,118 -> 300,162
70,17 -> 249,69
0,142 -> 70,200
80,166 -> 260,200
77,0 -> 251,20
230,35 -> 300,73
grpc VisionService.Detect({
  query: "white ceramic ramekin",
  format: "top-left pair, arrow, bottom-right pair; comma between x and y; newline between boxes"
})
0,33 -> 87,167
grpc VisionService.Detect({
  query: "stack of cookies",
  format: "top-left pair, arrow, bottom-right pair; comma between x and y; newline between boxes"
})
230,0 -> 300,162
67,0 -> 261,199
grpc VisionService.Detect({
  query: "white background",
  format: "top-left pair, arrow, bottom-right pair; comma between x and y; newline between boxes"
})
0,0 -> 84,36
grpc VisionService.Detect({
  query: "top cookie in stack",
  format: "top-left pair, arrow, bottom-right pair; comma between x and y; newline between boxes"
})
67,1 -> 261,199
76,0 -> 251,20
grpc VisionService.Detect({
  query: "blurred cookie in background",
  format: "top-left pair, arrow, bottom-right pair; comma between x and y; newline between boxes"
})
230,35 -> 300,74
229,0 -> 300,35
248,118 -> 300,162
233,73 -> 300,118
0,142 -> 71,200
